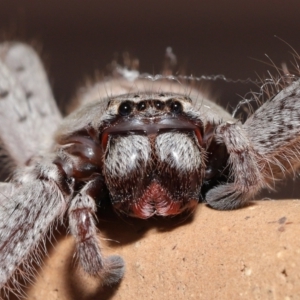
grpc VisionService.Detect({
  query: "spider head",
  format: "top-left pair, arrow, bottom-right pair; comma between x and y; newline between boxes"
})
101,93 -> 205,218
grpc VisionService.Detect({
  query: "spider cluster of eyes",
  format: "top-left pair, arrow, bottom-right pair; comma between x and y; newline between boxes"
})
117,98 -> 184,116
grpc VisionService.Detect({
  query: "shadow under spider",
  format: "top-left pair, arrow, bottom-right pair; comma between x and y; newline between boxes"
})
66,203 -> 200,300
95,201 -> 198,248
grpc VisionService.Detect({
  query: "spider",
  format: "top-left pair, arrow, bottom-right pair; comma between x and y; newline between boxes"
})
0,42 -> 299,299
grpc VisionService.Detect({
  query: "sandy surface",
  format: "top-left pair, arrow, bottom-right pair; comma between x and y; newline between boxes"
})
18,200 -> 300,299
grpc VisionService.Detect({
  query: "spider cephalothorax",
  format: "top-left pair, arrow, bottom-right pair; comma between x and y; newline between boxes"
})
56,93 -> 213,219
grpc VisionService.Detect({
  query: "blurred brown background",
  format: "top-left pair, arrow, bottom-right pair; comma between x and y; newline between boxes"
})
1,0 -> 300,199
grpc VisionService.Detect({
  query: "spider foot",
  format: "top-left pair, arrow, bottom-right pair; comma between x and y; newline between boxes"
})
205,183 -> 250,210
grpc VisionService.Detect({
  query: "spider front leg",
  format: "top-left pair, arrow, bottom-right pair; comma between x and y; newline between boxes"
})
68,176 -> 125,285
0,42 -> 61,171
0,157 -> 73,295
55,122 -> 126,285
206,122 -> 264,209
206,79 -> 300,209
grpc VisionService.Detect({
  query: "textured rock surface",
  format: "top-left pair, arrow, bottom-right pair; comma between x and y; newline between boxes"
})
25,200 -> 300,299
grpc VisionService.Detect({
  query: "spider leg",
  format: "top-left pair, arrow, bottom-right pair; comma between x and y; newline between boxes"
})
68,177 -> 125,285
0,159 -> 72,294
206,79 -> 300,209
243,79 -> 300,180
205,122 -> 263,209
0,42 -> 61,173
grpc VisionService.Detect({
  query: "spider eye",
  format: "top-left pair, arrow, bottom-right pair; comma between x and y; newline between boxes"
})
137,101 -> 147,111
118,101 -> 133,116
154,100 -> 165,110
169,101 -> 183,114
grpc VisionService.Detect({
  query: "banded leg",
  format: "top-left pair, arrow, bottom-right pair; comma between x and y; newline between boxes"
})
0,42 -> 61,171
68,177 -> 125,285
206,122 -> 263,209
0,160 -> 72,295
207,79 -> 300,209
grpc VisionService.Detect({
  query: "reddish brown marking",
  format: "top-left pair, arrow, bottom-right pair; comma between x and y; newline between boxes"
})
120,182 -> 198,219
71,209 -> 93,242
57,133 -> 105,181
101,132 -> 109,150
194,128 -> 203,145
